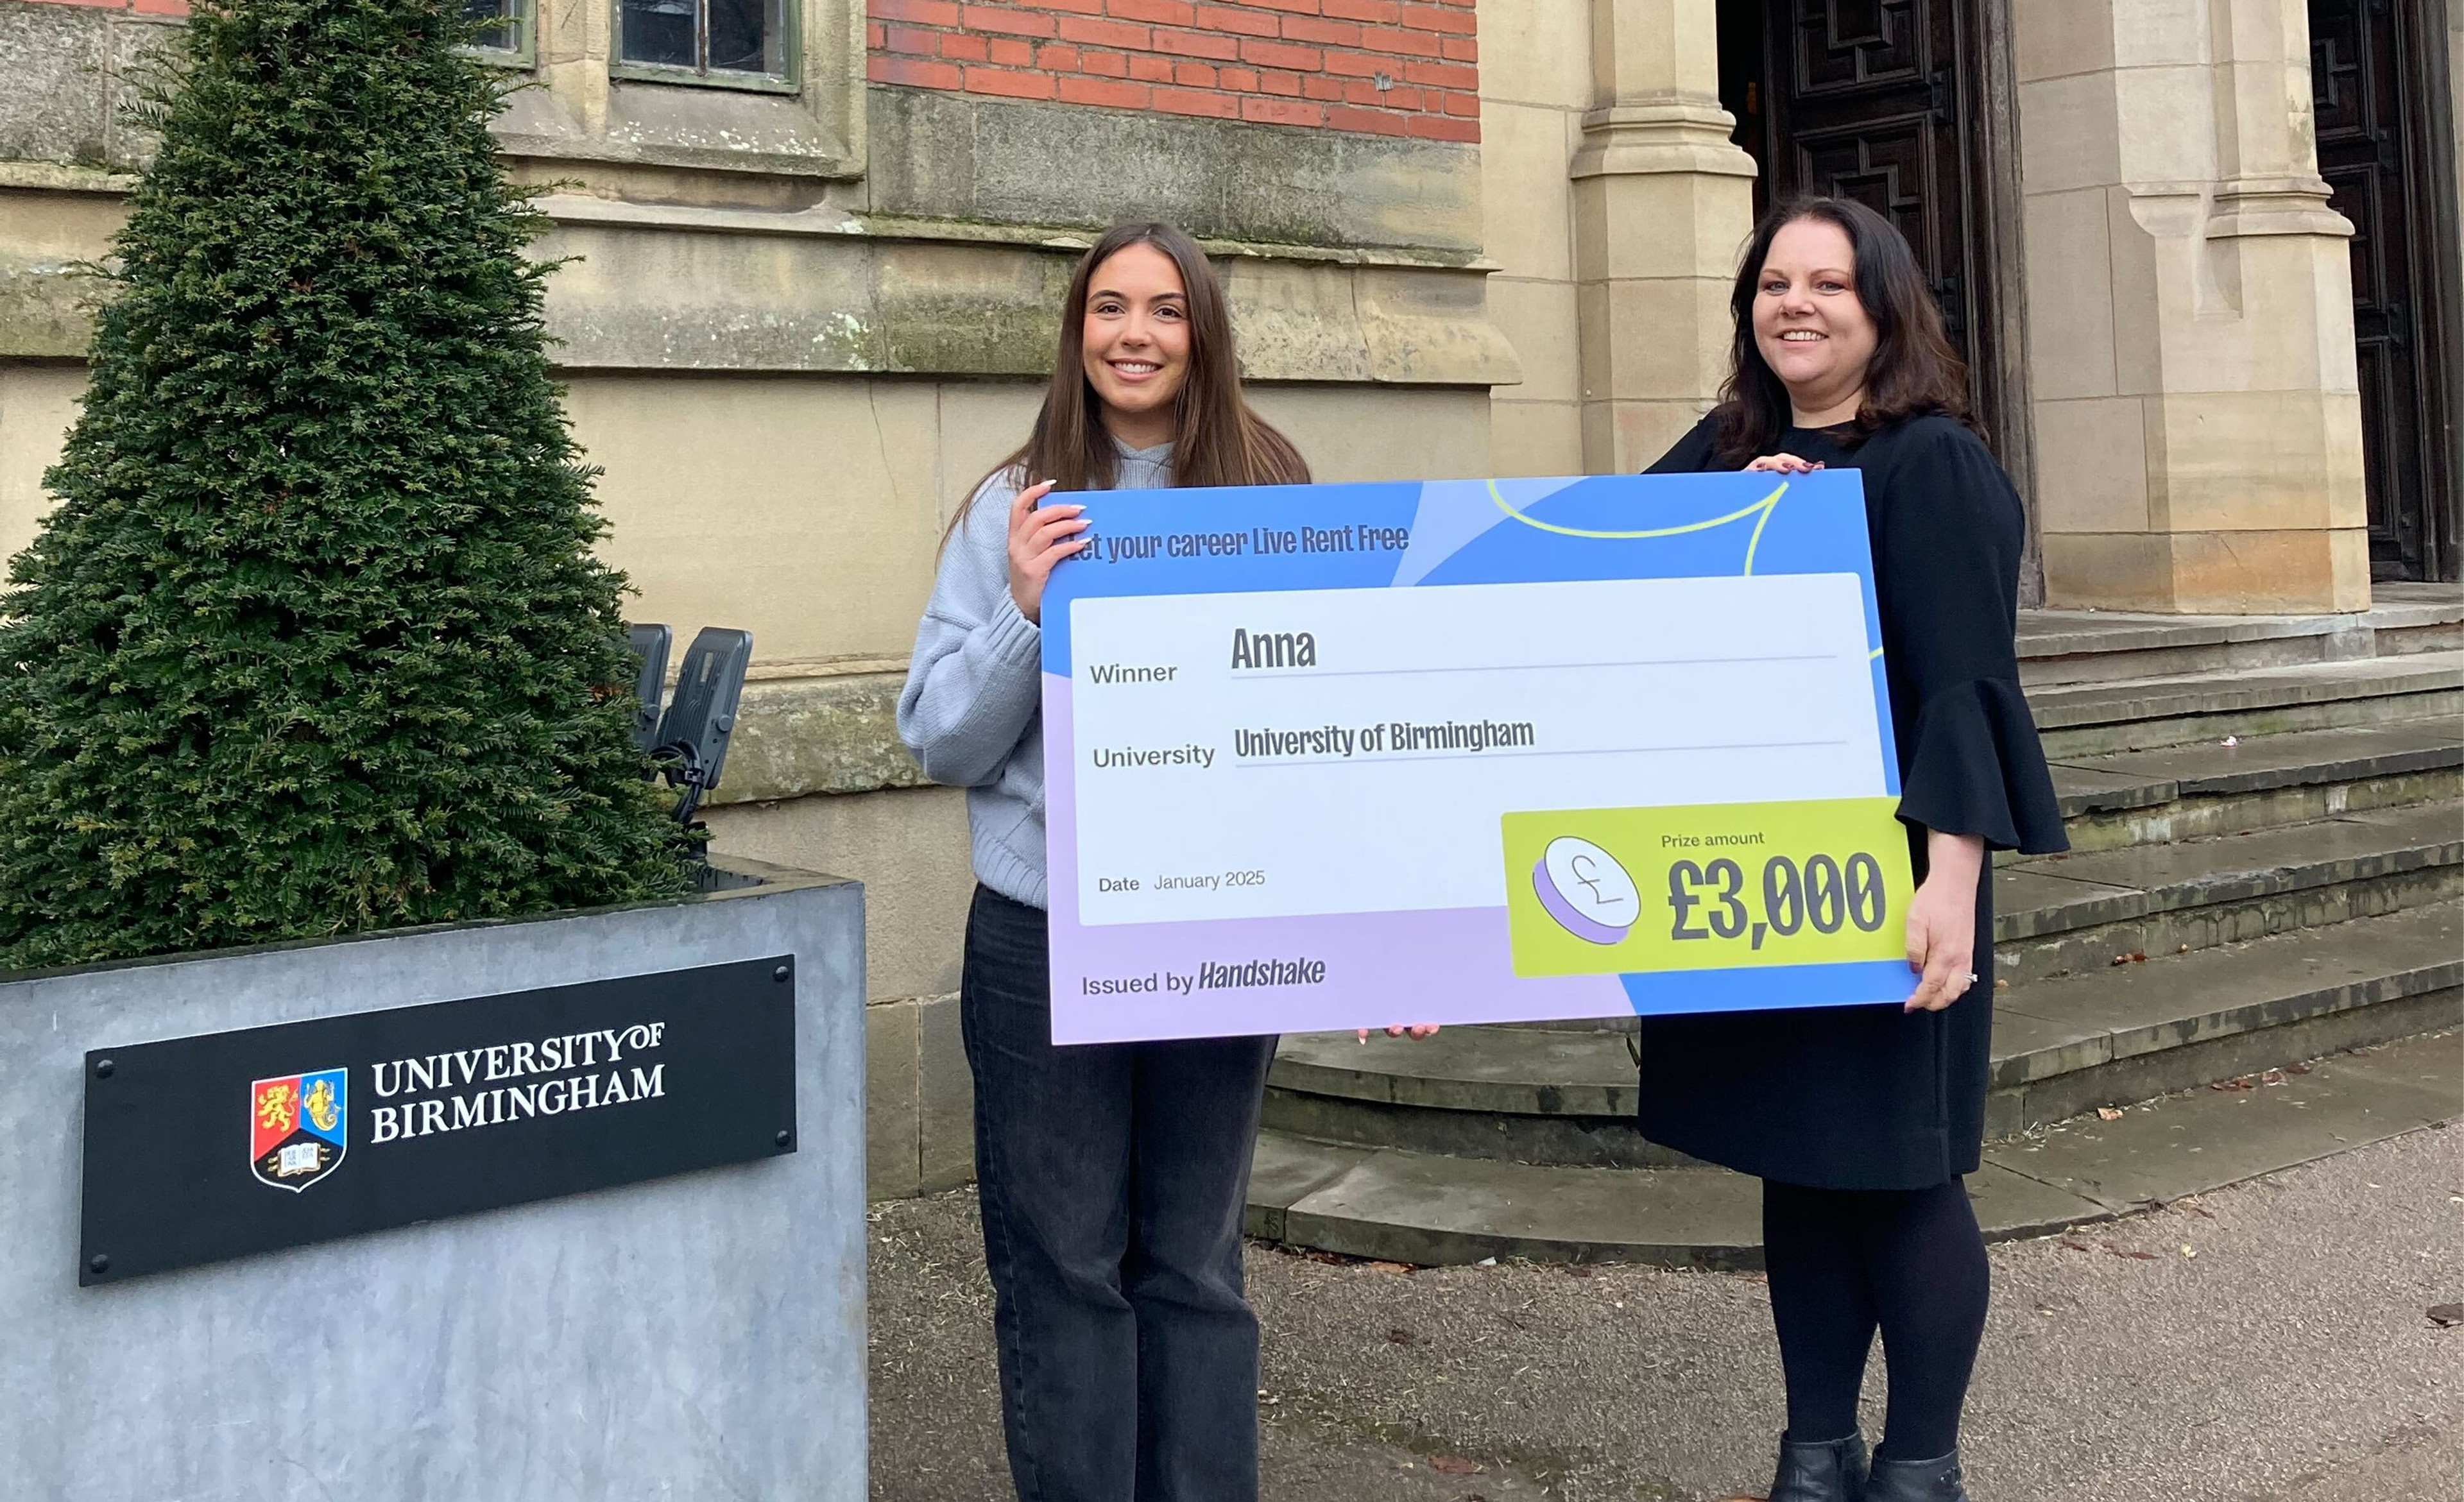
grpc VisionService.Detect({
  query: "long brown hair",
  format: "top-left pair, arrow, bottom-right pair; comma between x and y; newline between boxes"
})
1711,194 -> 1972,466
949,222 -> 1308,542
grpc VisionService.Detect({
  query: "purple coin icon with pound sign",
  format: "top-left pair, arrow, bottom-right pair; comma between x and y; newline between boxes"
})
1532,835 -> 1639,945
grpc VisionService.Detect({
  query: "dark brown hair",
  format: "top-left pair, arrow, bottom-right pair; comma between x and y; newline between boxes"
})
949,221 -> 1308,543
1711,194 -> 1972,466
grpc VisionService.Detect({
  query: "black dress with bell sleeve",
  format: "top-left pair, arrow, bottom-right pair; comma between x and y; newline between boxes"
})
1630,411 -> 2068,1190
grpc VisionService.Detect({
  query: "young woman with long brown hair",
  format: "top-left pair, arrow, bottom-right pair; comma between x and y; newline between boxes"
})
895,221 -> 1313,1502
1634,196 -> 2067,1502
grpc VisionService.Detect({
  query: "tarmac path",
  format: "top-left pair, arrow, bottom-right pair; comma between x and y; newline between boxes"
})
868,1123 -> 2461,1501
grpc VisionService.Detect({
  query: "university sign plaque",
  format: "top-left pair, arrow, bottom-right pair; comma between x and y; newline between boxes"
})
77,955 -> 799,1284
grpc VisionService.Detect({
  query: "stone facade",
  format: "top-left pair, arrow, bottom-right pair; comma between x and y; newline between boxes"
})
2013,0 -> 2371,613
0,0 -> 2438,1197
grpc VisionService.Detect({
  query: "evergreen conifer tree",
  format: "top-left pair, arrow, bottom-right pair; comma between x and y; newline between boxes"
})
0,0 -> 689,969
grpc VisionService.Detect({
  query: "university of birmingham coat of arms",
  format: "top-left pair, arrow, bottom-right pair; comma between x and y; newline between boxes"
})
249,1069 -> 348,1192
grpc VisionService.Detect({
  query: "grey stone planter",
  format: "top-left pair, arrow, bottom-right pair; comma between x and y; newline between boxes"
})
0,857 -> 866,1502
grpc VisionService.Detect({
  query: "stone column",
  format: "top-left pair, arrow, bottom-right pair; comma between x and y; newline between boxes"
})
2017,0 -> 2370,613
1568,0 -> 1757,473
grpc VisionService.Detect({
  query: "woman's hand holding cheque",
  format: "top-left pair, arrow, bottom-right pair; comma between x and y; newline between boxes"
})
1903,830 -> 1986,1012
1005,480 -> 1088,626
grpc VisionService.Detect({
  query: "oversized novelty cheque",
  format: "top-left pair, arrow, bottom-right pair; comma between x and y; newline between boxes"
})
1037,471 -> 1918,1044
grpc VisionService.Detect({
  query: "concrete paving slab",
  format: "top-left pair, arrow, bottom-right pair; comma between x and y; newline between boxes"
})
2014,608 -> 2368,656
1274,1025 -> 1639,1114
2335,1030 -> 2464,1102
1984,1003 -> 2117,1088
1992,866 -> 2150,939
1962,1159 -> 2110,1238
1278,1141 -> 1763,1268
1245,1129 -> 1371,1242
2048,763 -> 2177,817
1985,1032 -> 2460,1213
2052,721 -> 2463,797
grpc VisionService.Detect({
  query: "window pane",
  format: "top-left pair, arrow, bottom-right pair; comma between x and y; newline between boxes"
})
620,0 -> 697,69
707,0 -> 782,74
460,0 -> 517,52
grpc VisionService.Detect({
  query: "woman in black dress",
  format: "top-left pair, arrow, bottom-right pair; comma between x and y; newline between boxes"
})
1634,196 -> 2066,1502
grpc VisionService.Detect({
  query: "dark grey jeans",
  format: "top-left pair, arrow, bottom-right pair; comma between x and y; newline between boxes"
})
960,885 -> 1278,1502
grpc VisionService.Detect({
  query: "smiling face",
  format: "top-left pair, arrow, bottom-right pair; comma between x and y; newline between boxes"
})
1750,216 -> 1879,425
1079,241 -> 1192,448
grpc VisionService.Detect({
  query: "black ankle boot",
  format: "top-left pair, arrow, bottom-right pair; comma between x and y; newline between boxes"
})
1765,1431 -> 1869,1501
1862,1451 -> 1969,1501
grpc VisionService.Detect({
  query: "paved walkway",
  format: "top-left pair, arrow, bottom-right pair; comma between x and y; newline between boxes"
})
868,1125 -> 2462,1501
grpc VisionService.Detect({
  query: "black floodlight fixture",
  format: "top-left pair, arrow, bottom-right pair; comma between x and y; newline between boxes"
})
651,627 -> 753,828
625,622 -> 672,754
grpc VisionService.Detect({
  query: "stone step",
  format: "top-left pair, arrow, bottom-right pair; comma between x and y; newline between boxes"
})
2014,592 -> 2463,689
2020,608 -> 2385,684
1262,902 -> 2460,1166
1244,1030 -> 2461,1268
2039,721 -> 2462,855
2025,651 -> 2462,758
1994,804 -> 2461,982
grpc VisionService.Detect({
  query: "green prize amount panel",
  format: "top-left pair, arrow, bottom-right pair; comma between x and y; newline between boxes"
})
1501,798 -> 1915,978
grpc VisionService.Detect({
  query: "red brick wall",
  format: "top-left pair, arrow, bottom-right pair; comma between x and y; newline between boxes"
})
866,0 -> 1478,141
17,0 -> 1479,139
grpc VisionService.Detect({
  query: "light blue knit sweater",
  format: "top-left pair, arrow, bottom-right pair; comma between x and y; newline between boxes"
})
896,439 -> 1175,911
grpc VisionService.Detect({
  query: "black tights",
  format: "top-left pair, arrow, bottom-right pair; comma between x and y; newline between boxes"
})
1761,1178 -> 1989,1462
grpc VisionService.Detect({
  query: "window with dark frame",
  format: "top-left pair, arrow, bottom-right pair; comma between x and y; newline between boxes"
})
616,0 -> 792,86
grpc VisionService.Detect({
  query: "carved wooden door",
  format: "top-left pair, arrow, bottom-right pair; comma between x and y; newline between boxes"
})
2309,0 -> 2454,581
1741,1 -> 1990,417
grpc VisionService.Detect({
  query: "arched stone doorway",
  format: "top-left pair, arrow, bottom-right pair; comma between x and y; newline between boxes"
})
1715,0 -> 2037,590
2309,0 -> 2461,583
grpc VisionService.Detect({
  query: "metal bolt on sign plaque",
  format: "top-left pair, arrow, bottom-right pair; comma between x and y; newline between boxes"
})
78,956 -> 798,1284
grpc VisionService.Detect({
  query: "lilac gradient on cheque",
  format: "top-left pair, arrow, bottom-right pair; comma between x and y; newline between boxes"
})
1043,672 -> 1628,1045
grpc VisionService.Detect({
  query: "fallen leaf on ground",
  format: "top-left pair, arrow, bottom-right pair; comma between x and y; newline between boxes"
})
2100,1240 -> 2159,1261
2284,1061 -> 2314,1075
2110,952 -> 2147,966
2210,1077 -> 2256,1091
2060,1237 -> 2093,1253
2097,1107 -> 2125,1121
1367,1261 -> 1417,1276
1431,1456 -> 1484,1475
2428,1304 -> 2464,1327
2180,1245 -> 2198,1259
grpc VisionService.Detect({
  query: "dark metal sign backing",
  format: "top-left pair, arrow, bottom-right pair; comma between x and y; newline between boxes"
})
79,956 -> 798,1285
